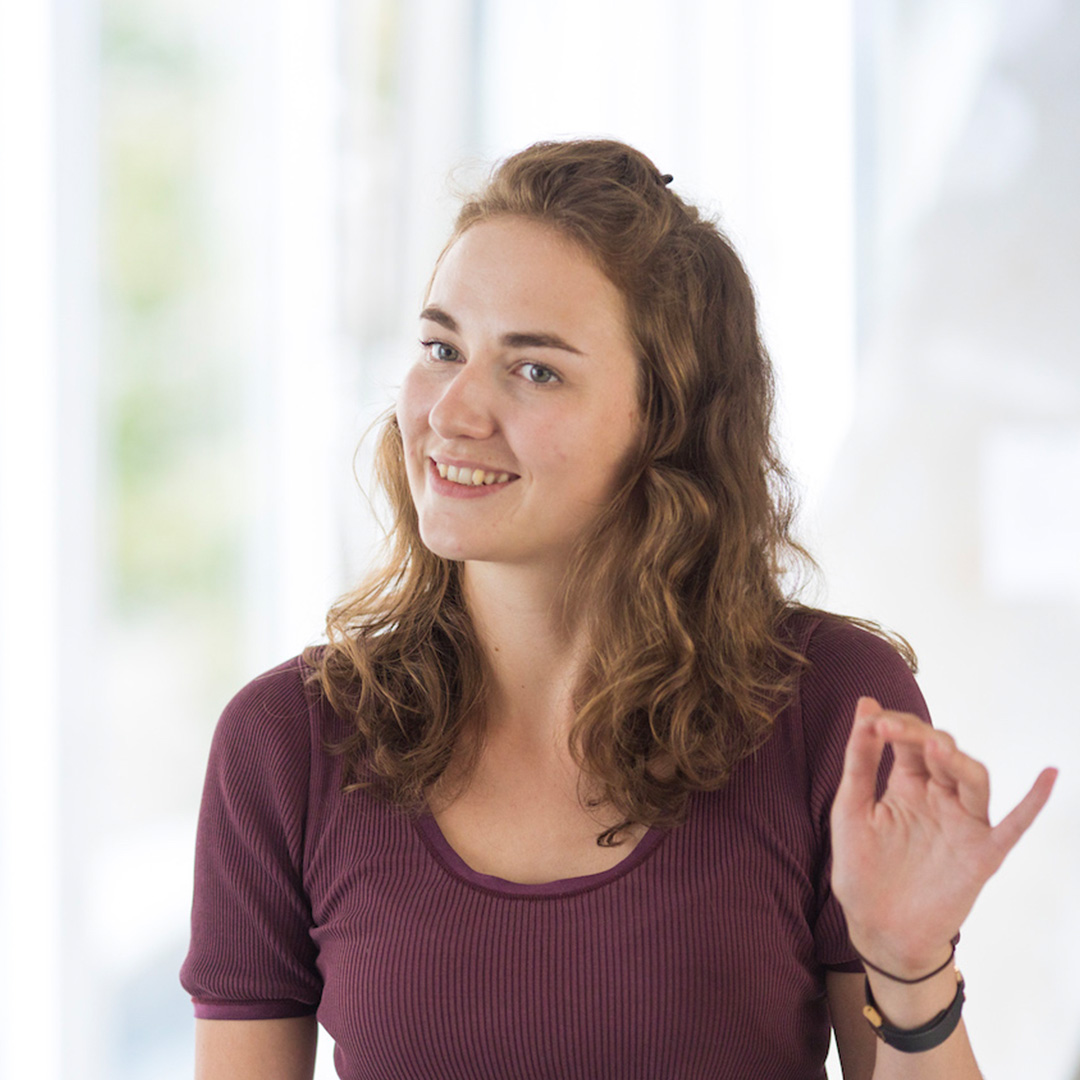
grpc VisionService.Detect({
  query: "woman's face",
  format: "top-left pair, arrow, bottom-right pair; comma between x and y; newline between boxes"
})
396,215 -> 643,570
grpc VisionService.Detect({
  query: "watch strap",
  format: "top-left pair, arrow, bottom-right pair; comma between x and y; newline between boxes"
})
862,970 -> 966,1053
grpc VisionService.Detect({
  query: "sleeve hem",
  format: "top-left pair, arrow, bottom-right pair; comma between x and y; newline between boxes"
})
822,957 -> 865,974
192,998 -> 318,1020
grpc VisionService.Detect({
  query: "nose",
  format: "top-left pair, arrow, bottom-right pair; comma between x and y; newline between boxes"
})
428,364 -> 498,441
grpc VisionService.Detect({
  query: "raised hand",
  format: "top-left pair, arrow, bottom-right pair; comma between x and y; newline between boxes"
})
829,696 -> 1057,977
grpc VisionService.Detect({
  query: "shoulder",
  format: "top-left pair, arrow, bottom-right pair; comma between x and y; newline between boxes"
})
785,609 -> 928,784
779,607 -> 912,676
224,652 -> 320,710
208,652 -> 338,802
215,654 -> 320,745
779,609 -> 926,817
793,611 -> 928,724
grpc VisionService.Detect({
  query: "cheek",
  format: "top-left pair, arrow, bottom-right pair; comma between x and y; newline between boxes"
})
395,374 -> 437,503
539,407 -> 638,497
583,413 -> 643,500
396,367 -> 433,450
588,394 -> 643,461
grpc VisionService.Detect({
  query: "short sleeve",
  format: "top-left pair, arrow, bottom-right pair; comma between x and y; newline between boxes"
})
798,618 -> 931,973
179,657 -> 323,1019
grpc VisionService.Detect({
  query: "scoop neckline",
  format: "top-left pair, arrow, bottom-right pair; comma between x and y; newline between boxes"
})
413,812 -> 667,898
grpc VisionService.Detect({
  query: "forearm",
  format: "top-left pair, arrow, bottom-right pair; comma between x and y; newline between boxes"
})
866,965 -> 981,1080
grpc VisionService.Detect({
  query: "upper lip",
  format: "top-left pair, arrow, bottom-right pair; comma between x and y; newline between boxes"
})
430,456 -> 518,477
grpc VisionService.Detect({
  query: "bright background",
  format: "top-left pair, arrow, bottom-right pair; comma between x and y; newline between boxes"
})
0,0 -> 1077,1077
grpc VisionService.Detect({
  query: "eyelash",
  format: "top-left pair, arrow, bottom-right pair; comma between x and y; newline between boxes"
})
420,339 -> 460,363
418,340 -> 561,386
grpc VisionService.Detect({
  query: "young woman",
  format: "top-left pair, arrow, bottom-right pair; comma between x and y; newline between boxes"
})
181,139 -> 1056,1079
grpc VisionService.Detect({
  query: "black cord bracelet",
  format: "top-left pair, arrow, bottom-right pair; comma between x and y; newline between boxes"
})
855,940 -> 956,984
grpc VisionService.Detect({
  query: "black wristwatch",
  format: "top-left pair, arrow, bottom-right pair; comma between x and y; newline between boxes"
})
862,970 -> 966,1053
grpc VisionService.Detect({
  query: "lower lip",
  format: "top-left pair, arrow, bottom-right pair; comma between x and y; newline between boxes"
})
427,459 -> 517,498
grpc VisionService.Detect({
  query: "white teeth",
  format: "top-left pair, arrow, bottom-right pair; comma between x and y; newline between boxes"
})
434,460 -> 511,487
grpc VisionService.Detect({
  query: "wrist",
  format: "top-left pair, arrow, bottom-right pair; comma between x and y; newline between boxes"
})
854,939 -> 956,984
864,960 -> 961,1030
846,925 -> 959,983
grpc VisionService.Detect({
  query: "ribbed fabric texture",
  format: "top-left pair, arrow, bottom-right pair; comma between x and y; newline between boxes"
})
180,613 -> 926,1079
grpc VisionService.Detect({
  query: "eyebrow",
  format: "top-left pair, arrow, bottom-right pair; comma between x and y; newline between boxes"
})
419,305 -> 585,356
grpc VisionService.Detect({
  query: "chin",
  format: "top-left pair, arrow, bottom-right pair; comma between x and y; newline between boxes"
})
417,526 -> 484,563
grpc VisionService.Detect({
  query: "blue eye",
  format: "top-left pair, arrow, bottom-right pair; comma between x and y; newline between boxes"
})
521,362 -> 559,385
421,340 -> 460,362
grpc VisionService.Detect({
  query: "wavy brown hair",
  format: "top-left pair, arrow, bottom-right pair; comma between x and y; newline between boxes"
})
306,139 -> 913,844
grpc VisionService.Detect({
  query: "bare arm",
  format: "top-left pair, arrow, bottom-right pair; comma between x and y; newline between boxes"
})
828,969 -> 982,1080
828,971 -> 876,1080
195,1017 -> 318,1080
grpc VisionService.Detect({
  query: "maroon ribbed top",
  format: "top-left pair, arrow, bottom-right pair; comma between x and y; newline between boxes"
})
181,613 -> 924,1079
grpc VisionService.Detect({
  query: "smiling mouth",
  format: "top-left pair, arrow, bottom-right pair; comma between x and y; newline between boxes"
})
434,461 -> 513,487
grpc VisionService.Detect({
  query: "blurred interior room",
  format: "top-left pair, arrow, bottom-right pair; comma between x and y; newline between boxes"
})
0,0 -> 1076,1076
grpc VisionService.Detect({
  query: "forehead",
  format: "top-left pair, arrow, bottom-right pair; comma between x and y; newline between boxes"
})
426,217 -> 634,348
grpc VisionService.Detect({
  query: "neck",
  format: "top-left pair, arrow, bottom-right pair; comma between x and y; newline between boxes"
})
462,559 -> 586,748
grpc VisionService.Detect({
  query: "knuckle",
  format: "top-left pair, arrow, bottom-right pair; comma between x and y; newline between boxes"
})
885,709 -> 929,731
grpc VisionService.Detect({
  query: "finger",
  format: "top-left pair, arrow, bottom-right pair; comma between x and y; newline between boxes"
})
921,731 -> 960,792
879,719 -> 992,818
926,737 -> 991,820
874,710 -> 935,743
834,697 -> 888,817
991,767 -> 1058,859
874,711 -> 936,780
